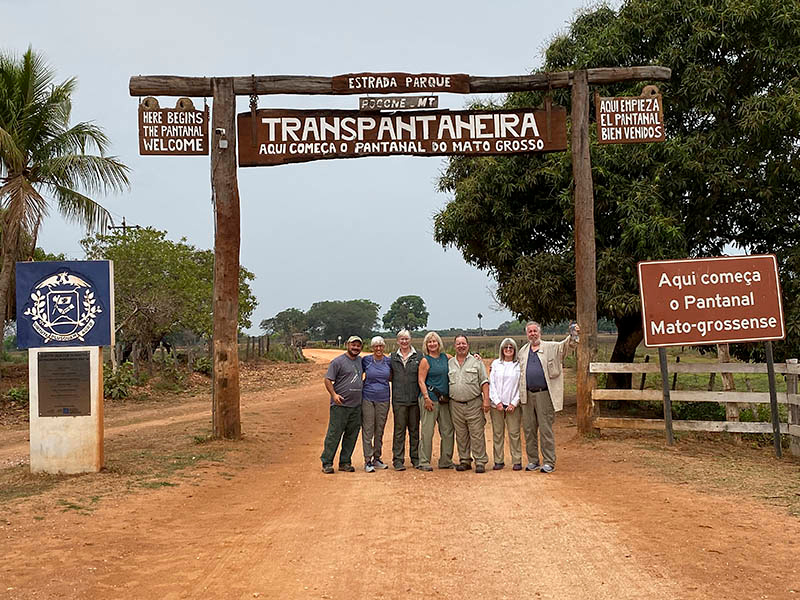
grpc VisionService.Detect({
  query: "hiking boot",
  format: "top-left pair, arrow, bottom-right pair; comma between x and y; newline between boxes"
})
455,463 -> 472,472
322,465 -> 334,474
475,464 -> 486,473
512,464 -> 522,471
493,463 -> 505,471
416,465 -> 433,472
372,459 -> 389,470
393,463 -> 406,471
339,464 -> 355,472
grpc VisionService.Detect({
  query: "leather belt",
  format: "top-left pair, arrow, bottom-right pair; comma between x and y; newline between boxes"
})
527,387 -> 548,393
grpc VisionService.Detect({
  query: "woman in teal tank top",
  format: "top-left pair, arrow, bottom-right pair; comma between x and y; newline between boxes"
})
416,331 -> 455,470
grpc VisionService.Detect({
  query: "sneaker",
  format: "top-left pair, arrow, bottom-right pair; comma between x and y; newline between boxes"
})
322,465 -> 334,474
339,464 -> 355,472
493,463 -> 505,471
525,462 -> 541,472
365,463 -> 375,473
540,464 -> 555,474
455,463 -> 472,472
393,463 -> 406,471
416,465 -> 433,472
512,464 -> 522,471
475,464 -> 486,473
372,459 -> 389,470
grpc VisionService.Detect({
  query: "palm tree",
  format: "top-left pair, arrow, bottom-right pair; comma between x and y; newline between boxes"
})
0,47 -> 129,323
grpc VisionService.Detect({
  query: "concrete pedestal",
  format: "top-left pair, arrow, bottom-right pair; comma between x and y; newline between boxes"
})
29,346 -> 104,474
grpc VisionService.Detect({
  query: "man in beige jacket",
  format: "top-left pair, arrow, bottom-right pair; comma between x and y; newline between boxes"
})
517,321 -> 579,473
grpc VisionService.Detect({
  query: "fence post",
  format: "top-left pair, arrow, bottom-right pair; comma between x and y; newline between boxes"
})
718,343 -> 740,443
639,354 -> 649,390
788,358 -> 799,457
671,355 -> 680,391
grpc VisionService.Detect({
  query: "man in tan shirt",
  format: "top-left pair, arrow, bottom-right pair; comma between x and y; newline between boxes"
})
448,335 -> 490,473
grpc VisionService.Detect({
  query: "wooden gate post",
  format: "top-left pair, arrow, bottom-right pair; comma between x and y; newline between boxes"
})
788,358 -> 799,457
210,77 -> 242,440
571,69 -> 598,435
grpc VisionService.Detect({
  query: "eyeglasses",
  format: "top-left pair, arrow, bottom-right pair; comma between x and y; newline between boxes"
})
503,346 -> 514,350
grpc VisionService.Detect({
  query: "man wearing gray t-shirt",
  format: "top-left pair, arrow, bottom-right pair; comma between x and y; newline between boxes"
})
321,336 -> 364,474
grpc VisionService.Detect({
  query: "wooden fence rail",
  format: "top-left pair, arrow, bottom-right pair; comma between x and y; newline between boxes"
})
590,360 -> 800,457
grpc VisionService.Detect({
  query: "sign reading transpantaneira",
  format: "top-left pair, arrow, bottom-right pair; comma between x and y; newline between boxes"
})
596,86 -> 665,145
332,72 -> 470,94
237,107 -> 567,166
638,255 -> 785,347
138,97 -> 209,156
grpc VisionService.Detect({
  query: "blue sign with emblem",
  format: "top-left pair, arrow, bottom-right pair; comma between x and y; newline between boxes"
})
16,261 -> 113,349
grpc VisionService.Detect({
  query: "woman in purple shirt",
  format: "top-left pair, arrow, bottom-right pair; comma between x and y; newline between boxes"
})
361,336 -> 392,472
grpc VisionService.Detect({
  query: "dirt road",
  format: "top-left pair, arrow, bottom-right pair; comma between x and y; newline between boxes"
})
1,353 -> 799,599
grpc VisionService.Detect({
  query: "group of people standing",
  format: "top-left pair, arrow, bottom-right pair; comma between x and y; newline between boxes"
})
320,322 -> 579,475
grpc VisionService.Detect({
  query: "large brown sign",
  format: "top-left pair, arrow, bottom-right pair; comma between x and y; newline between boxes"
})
237,107 -> 567,166
138,104 -> 209,155
596,93 -> 665,144
332,72 -> 470,94
638,255 -> 785,347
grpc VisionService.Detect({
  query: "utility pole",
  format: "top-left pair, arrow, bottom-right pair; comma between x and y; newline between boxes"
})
109,217 -> 141,236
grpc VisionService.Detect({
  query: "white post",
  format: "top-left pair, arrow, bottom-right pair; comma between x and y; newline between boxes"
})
29,346 -> 104,473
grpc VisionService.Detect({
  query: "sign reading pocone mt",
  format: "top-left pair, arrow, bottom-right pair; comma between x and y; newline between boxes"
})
638,255 -> 785,347
237,107 -> 567,166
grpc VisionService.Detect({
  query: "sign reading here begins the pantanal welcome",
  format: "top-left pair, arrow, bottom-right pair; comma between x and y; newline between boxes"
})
638,255 -> 785,347
237,107 -> 567,166
138,105 -> 209,155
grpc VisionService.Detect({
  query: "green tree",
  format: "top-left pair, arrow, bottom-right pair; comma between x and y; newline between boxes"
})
261,307 -> 307,343
435,0 -> 800,384
382,295 -> 429,333
306,299 -> 379,341
82,227 -> 257,357
0,47 -> 129,326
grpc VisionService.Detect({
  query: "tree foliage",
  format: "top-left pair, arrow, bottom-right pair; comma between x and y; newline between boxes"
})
0,47 -> 129,325
82,227 -> 257,353
382,295 -> 429,332
260,307 -> 307,342
435,0 -> 800,371
306,299 -> 380,341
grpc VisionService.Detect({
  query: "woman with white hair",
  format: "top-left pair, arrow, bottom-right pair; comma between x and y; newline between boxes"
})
489,337 -> 523,470
416,331 -> 455,471
361,335 -> 391,472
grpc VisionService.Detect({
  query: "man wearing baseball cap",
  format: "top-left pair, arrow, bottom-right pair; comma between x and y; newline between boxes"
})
321,335 -> 364,474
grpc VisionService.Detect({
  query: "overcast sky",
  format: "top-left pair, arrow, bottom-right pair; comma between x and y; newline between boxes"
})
3,0 -> 591,332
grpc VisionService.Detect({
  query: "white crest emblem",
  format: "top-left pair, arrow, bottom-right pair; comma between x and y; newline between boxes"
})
23,271 -> 103,343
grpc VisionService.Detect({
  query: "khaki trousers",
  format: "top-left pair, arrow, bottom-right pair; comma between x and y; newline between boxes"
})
449,397 -> 488,467
489,405 -> 522,466
418,397 -> 455,468
521,390 -> 556,467
361,400 -> 390,462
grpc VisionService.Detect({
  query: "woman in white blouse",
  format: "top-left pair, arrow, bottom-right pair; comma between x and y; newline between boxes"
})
488,337 -> 522,470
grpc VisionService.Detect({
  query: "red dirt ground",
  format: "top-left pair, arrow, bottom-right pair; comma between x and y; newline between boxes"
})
1,350 -> 799,599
